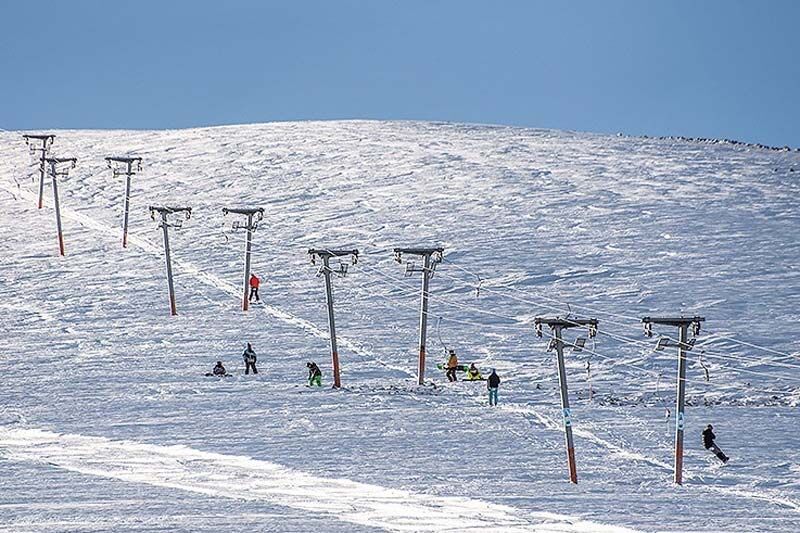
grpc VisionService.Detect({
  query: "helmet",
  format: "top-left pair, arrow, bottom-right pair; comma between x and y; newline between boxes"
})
306,362 -> 312,367
216,361 -> 222,365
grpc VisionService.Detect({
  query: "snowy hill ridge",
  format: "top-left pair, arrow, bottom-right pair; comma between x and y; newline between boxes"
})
1,121 -> 799,532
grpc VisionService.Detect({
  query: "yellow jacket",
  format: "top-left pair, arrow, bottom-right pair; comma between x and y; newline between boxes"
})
446,354 -> 458,369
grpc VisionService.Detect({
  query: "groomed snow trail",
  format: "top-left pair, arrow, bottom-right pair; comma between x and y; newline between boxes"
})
0,428 -> 636,533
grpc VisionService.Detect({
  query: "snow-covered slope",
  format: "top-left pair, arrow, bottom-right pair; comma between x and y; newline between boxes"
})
0,121 -> 798,532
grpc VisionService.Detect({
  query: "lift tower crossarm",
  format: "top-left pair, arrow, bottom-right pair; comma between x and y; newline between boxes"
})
149,206 -> 192,215
46,157 -> 77,165
642,317 -> 705,328
105,156 -> 142,164
222,207 -> 265,216
309,248 -> 360,258
393,246 -> 444,256
534,317 -> 598,329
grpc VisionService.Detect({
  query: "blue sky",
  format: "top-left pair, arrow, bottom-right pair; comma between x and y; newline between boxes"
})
1,0 -> 798,146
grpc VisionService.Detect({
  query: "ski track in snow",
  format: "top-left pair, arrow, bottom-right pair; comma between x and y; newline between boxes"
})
0,427 -> 637,533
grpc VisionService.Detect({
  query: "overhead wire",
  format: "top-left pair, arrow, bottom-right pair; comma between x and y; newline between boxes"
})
354,258 -> 800,397
439,261 -> 800,366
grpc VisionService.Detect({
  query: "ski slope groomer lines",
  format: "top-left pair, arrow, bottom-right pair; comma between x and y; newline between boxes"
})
0,428 -> 638,533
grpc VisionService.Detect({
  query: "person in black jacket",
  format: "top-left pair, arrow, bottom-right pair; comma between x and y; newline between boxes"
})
243,343 -> 258,375
212,361 -> 227,376
487,369 -> 500,406
205,361 -> 228,377
702,424 -> 729,463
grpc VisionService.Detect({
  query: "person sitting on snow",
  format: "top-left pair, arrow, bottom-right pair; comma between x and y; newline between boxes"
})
465,363 -> 483,381
212,361 -> 227,376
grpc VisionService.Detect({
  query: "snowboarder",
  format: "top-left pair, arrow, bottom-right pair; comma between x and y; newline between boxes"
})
702,424 -> 729,463
445,349 -> 458,382
487,369 -> 500,406
307,361 -> 322,387
249,273 -> 261,303
465,363 -> 483,381
243,343 -> 258,374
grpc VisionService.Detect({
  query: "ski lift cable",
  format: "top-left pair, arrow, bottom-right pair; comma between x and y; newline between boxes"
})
344,284 -> 647,388
358,260 -> 564,327
439,263 -> 642,323
435,266 -> 800,364
342,279 -> 632,385
700,330 -> 800,360
538,330 -> 798,397
348,255 -> 800,395
435,316 -> 449,354
343,279 -> 527,332
335,249 -> 800,384
654,372 -> 672,419
538,330 -> 730,394
354,259 -> 534,326
360,257 -> 800,381
598,327 -> 800,379
444,262 -> 483,297
599,327 -> 800,383
694,349 -> 800,372
442,272 -> 800,374
691,356 -> 800,384
698,352 -> 711,382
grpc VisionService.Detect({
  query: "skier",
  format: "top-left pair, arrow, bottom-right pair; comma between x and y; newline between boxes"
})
465,363 -> 483,381
243,343 -> 258,375
249,273 -> 261,303
445,349 -> 459,382
487,369 -> 500,406
307,361 -> 322,387
702,424 -> 729,463
212,361 -> 227,376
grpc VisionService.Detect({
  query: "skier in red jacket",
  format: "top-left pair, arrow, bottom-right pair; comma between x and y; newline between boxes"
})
249,273 -> 261,303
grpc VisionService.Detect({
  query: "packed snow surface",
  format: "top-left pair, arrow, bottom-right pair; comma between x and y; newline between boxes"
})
0,121 -> 799,532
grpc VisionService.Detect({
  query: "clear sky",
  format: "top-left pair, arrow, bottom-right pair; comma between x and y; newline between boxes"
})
1,0 -> 798,146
